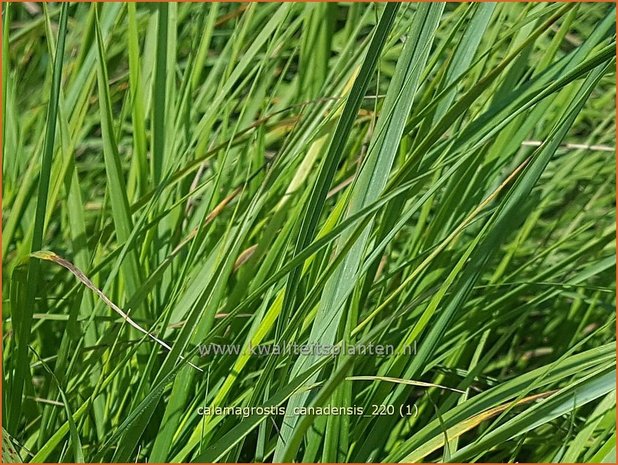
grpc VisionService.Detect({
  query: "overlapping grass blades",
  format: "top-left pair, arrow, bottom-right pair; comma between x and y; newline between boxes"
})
3,3 -> 615,463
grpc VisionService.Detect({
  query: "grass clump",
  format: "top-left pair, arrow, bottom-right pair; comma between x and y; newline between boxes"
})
2,2 -> 616,463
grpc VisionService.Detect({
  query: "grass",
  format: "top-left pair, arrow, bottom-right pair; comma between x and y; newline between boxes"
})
2,2 -> 616,463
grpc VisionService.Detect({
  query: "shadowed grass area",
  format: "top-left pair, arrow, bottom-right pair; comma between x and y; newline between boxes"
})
2,2 -> 616,463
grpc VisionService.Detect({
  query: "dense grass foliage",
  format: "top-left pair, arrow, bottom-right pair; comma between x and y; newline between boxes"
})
2,2 -> 616,463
